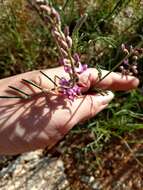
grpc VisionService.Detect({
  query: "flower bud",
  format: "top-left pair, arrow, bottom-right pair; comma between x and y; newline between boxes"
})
52,29 -> 61,39
75,62 -> 88,74
130,45 -> 133,53
132,69 -> 138,74
134,50 -> 139,56
123,59 -> 129,65
64,26 -> 70,37
51,7 -> 61,24
123,49 -> 129,54
132,65 -> 137,70
121,43 -> 126,50
121,44 -> 129,54
59,58 -> 70,65
61,48 -> 68,57
64,65 -> 71,73
40,5 -> 51,14
59,77 -> 70,86
132,55 -> 138,60
129,72 -> 133,76
119,66 -> 124,71
36,0 -> 46,4
66,36 -> 72,48
59,40 -> 68,51
73,53 -> 80,63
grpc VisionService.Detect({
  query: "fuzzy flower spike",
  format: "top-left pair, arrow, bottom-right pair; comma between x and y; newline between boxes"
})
39,1 -> 88,100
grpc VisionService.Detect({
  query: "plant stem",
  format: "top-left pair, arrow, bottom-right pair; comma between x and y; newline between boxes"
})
0,96 -> 25,99
96,53 -> 130,84
40,71 -> 58,87
8,86 -> 31,98
22,79 -> 44,91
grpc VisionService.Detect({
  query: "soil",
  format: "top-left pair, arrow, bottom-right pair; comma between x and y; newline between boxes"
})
0,130 -> 143,190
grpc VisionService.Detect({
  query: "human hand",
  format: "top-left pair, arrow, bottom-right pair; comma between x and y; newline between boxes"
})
0,67 -> 139,155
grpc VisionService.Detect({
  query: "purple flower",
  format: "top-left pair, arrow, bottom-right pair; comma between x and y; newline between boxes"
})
38,2 -> 88,101
59,58 -> 69,65
61,85 -> 81,101
64,65 -> 72,73
75,62 -> 88,74
59,77 -> 81,100
72,85 -> 81,95
123,59 -> 129,65
59,77 -> 70,86
73,53 -> 80,62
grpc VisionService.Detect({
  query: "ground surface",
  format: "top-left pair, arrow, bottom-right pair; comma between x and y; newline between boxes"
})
0,130 -> 143,190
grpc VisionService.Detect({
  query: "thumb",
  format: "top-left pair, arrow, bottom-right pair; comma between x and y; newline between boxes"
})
75,91 -> 114,123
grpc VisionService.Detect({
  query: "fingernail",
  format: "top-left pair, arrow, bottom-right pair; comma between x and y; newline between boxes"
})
78,74 -> 91,90
99,91 -> 114,105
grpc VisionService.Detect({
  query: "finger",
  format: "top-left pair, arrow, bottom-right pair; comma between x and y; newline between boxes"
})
73,91 -> 114,124
78,68 -> 139,91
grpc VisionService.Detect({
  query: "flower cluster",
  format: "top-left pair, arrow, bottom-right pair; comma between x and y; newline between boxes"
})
39,1 -> 87,100
119,44 -> 143,76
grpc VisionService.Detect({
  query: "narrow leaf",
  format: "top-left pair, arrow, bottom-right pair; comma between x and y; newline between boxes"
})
40,71 -> 57,86
8,86 -> 31,98
22,79 -> 44,91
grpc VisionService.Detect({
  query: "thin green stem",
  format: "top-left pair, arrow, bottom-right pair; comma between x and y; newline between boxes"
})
62,0 -> 71,10
8,86 -> 31,98
0,96 -> 26,99
72,13 -> 88,34
40,71 -> 58,87
67,50 -> 77,85
96,53 -> 130,84
22,79 -> 44,91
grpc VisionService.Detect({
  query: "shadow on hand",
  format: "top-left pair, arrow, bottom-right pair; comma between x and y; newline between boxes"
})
0,92 -> 72,154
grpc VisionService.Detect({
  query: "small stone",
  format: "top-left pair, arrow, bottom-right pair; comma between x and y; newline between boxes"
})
92,181 -> 100,189
89,176 -> 95,183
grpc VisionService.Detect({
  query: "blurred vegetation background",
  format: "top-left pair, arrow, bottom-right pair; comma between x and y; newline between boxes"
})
0,0 -> 143,157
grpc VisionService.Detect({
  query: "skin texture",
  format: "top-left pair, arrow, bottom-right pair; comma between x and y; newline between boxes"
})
0,67 -> 139,155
